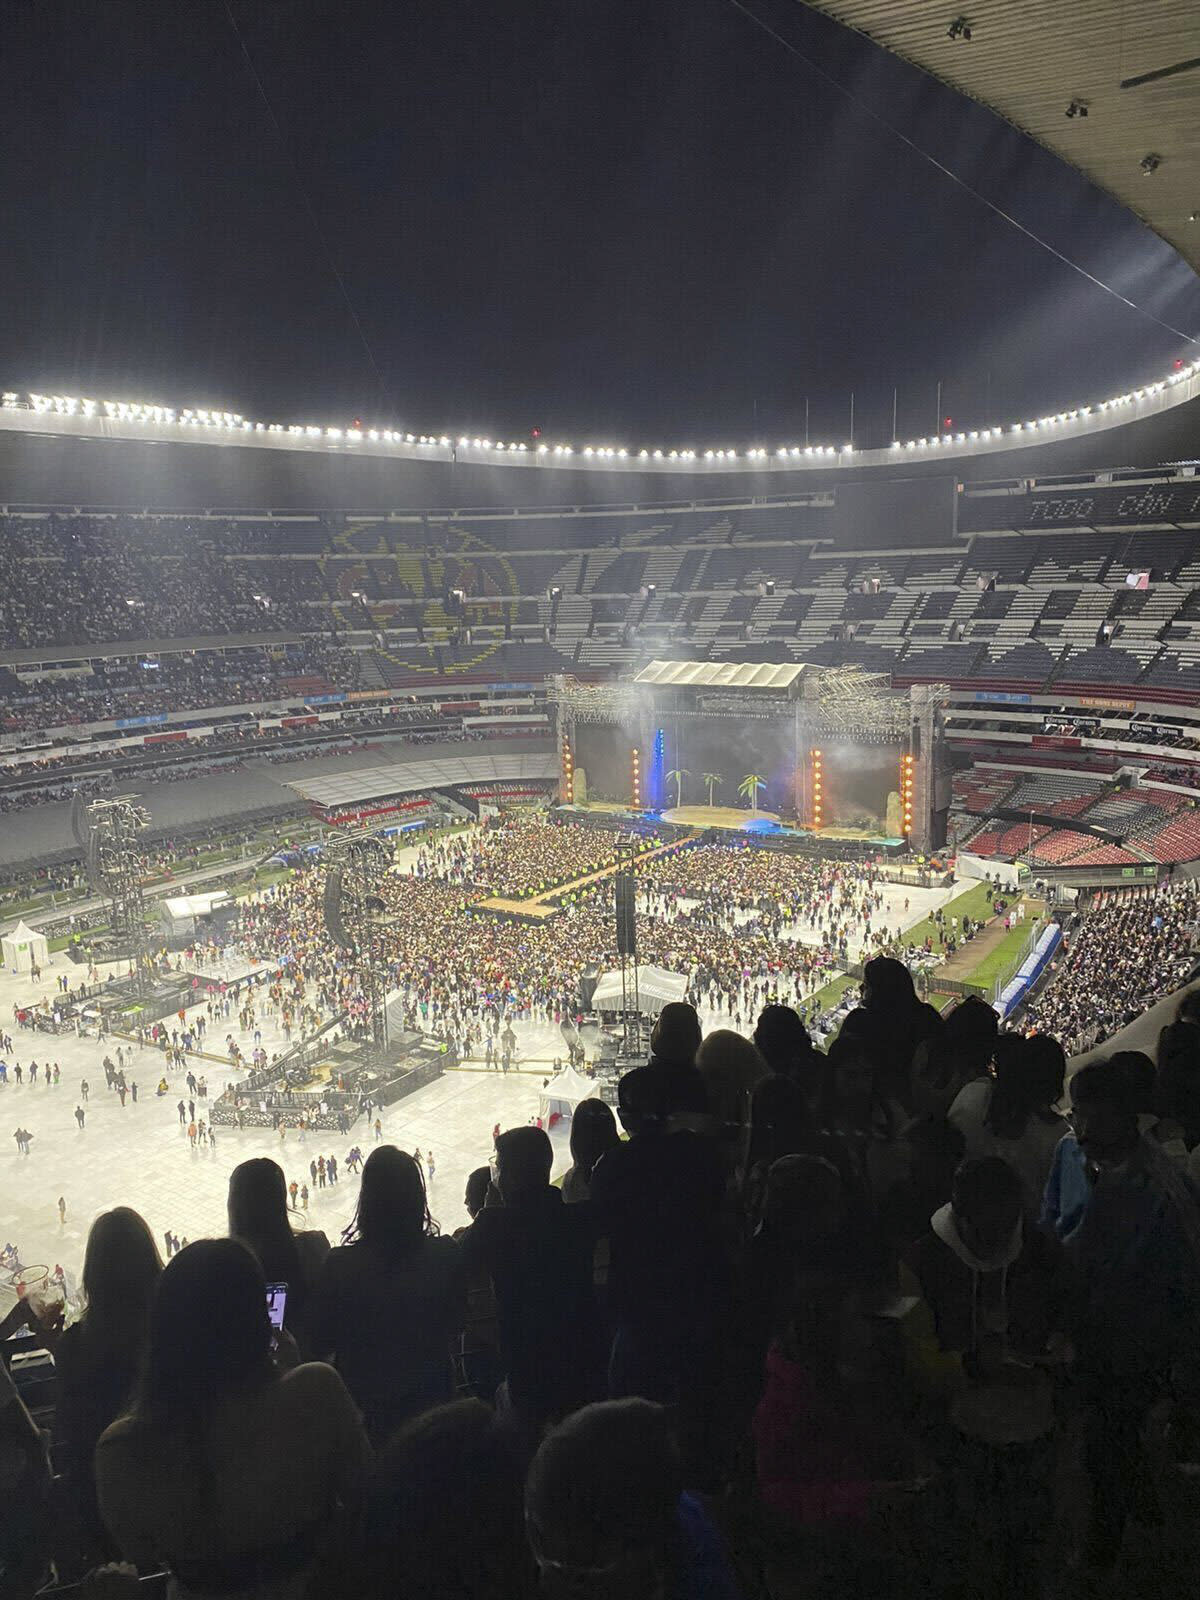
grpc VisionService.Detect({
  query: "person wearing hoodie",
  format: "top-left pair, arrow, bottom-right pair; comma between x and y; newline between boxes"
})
634,1000 -> 708,1118
903,1157 -> 1067,1596
904,1157 -> 1066,1432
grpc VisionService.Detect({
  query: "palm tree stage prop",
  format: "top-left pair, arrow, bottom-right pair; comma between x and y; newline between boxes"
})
738,774 -> 766,815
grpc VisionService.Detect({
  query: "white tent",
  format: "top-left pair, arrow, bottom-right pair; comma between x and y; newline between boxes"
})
1,920 -> 49,974
591,963 -> 688,1017
539,1065 -> 600,1121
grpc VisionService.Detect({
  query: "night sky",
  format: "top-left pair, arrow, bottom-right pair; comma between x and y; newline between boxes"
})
5,0 -> 1199,449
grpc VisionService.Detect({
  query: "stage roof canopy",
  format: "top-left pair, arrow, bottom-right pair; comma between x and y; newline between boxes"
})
592,964 -> 690,1015
633,660 -> 806,692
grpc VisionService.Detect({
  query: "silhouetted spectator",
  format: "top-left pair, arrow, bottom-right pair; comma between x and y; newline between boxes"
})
526,1399 -> 739,1599
903,1157 -> 1066,1595
591,1068 -> 731,1479
748,1005 -> 820,1174
561,1098 -> 620,1203
836,955 -> 942,1109
461,1126 -> 602,1428
228,1158 -> 329,1355
312,1147 -> 463,1447
1067,1056 -> 1200,1574
461,1164 -> 493,1226
695,1028 -> 768,1174
96,1239 -> 369,1590
948,1034 -> 1067,1215
638,1000 -> 708,1117
53,1208 -> 162,1564
362,1399 -> 535,1600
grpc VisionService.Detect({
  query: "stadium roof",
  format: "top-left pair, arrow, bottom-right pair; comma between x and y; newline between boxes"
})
633,660 -> 806,691
806,0 -> 1200,272
3,346 -> 1198,478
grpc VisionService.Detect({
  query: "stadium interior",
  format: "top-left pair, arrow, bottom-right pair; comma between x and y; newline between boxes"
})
5,4 -> 1200,1597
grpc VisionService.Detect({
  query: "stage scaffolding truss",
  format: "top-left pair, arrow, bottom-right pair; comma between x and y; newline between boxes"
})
551,666 -> 945,739
322,829 -> 394,1052
77,794 -> 155,994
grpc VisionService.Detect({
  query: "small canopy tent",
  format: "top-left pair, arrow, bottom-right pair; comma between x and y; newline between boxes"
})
2,920 -> 49,974
539,1065 -> 600,1122
590,963 -> 688,1017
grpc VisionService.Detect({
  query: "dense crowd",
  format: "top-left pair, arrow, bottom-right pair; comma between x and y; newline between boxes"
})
237,867 -> 832,1045
1026,882 -> 1200,1054
638,844 -> 912,960
0,525 -> 326,650
236,825 -> 1023,1047
7,968 -> 1200,1598
410,816 -> 661,900
0,642 -> 360,733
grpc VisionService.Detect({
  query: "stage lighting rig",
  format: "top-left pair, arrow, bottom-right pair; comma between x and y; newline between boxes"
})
947,15 -> 972,40
1065,99 -> 1089,118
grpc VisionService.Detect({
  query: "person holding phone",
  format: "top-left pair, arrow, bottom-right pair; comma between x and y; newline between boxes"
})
228,1159 -> 329,1356
96,1239 -> 370,1597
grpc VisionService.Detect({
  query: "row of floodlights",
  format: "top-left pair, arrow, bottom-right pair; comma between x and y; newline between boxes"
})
7,359 -> 1198,463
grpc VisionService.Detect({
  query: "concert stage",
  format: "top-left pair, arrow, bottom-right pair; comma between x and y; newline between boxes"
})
552,657 -> 950,856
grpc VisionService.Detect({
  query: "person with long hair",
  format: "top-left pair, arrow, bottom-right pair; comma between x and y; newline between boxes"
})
227,1158 -> 329,1353
95,1239 -> 369,1598
311,1146 -> 464,1447
561,1098 -> 620,1203
53,1207 -> 162,1560
948,1034 -> 1067,1215
695,1031 -> 768,1158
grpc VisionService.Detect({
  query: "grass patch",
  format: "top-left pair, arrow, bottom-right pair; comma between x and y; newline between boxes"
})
899,880 -> 998,956
957,922 -> 1034,994
805,973 -> 860,1014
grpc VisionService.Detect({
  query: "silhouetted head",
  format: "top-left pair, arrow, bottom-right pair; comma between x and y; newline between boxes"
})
464,1166 -> 492,1220
616,1065 -> 666,1134
568,1098 -> 619,1180
1070,1057 -> 1142,1170
861,956 -> 916,1014
227,1157 -> 291,1239
944,995 -> 999,1075
525,1399 -> 681,1599
366,1399 -> 533,1600
138,1238 -> 271,1431
753,1004 -> 814,1078
494,1125 -> 552,1203
81,1206 -> 162,1325
649,1002 -> 702,1066
344,1146 -> 433,1254
1107,1051 -> 1156,1115
696,1029 -> 768,1145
